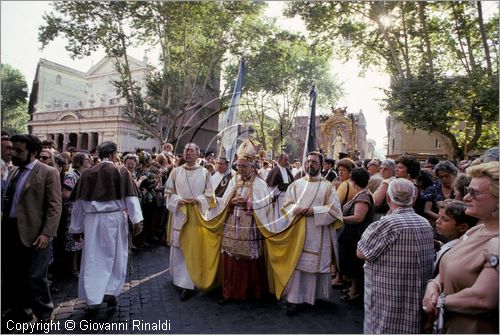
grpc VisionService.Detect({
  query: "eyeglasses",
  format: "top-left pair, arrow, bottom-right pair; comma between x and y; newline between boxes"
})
464,186 -> 489,199
39,156 -> 51,160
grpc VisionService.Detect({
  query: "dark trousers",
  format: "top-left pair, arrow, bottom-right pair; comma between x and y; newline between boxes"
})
1,218 -> 54,319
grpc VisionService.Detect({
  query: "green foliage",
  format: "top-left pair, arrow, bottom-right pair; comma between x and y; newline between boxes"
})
1,63 -> 29,134
224,23 -> 342,153
39,1 -> 266,145
288,1 -> 499,158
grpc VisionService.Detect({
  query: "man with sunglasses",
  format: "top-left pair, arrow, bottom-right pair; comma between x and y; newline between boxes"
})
38,149 -> 53,166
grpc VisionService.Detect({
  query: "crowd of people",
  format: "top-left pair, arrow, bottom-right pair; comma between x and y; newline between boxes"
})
1,130 -> 498,334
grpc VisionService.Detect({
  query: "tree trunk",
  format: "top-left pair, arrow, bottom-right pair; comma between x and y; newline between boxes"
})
400,3 -> 412,77
450,2 -> 472,74
418,1 -> 434,72
477,1 -> 492,76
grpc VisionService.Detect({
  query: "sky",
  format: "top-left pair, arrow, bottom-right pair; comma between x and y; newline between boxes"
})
1,1 -> 389,156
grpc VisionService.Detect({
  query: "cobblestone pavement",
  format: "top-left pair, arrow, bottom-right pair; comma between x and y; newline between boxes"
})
9,244 -> 364,334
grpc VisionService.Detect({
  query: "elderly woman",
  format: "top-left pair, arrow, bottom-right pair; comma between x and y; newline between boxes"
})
333,158 -> 357,206
372,158 -> 396,220
422,161 -> 499,334
338,168 -> 374,303
422,161 -> 458,223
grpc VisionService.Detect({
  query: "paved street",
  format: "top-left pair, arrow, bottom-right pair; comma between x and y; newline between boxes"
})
34,244 -> 362,334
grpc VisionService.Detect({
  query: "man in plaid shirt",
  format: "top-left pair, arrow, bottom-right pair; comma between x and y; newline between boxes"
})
357,178 -> 435,333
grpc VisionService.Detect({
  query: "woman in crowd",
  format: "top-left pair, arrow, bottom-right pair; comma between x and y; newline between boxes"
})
62,152 -> 92,277
422,161 -> 499,334
414,169 -> 435,217
395,154 -> 421,205
372,158 -> 396,220
338,167 -> 374,303
331,158 -> 357,288
453,173 -> 471,201
333,158 -> 357,206
422,161 -> 457,223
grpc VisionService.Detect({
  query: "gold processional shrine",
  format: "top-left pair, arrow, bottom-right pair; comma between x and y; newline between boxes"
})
319,107 -> 360,161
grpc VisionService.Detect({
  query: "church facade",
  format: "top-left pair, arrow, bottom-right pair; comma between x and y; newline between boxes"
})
28,56 -> 220,154
28,56 -> 158,153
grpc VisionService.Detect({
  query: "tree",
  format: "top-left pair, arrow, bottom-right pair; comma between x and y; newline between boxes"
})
224,23 -> 343,154
287,1 -> 498,159
39,1 -> 266,146
1,63 -> 29,134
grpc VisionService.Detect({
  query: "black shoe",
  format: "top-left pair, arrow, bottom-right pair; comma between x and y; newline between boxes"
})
11,309 -> 36,323
84,307 -> 99,317
340,292 -> 362,304
104,295 -> 117,308
218,298 -> 229,305
286,303 -> 299,316
180,289 -> 193,301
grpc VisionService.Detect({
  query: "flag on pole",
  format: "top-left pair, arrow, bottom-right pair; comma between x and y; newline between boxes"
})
302,83 -> 317,163
221,58 -> 245,167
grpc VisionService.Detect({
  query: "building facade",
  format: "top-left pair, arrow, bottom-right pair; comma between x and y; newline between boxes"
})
385,116 -> 455,160
28,56 -> 220,154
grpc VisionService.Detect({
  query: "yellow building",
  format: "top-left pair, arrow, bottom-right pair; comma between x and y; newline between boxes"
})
385,116 -> 454,160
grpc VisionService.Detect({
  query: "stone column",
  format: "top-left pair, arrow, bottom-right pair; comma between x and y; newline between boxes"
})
77,133 -> 83,149
87,133 -> 92,150
63,133 -> 68,152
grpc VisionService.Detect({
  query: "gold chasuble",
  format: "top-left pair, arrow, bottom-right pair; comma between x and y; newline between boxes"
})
179,202 -> 307,298
179,204 -> 227,291
256,216 -> 306,299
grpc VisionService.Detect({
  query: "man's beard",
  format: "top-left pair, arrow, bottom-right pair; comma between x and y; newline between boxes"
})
307,167 -> 320,176
12,155 -> 31,167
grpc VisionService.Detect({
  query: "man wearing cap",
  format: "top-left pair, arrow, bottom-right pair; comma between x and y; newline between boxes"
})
357,178 -> 434,333
280,151 -> 343,315
164,142 -> 215,301
217,139 -> 273,304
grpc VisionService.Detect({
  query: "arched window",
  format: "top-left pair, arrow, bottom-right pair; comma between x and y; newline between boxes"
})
56,75 -> 62,85
435,139 -> 441,149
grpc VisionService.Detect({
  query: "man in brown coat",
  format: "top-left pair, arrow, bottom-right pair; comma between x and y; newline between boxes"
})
1,134 -> 62,323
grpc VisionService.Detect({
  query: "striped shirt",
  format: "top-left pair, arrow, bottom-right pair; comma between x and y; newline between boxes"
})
358,207 -> 435,334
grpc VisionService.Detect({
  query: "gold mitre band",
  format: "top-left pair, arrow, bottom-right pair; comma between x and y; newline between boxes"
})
236,139 -> 257,161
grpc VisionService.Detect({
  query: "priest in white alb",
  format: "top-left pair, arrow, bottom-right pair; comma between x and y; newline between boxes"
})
280,151 -> 343,315
164,142 -> 215,301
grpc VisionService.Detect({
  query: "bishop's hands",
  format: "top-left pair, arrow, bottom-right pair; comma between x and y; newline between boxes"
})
229,195 -> 247,208
293,207 -> 313,217
178,198 -> 199,209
